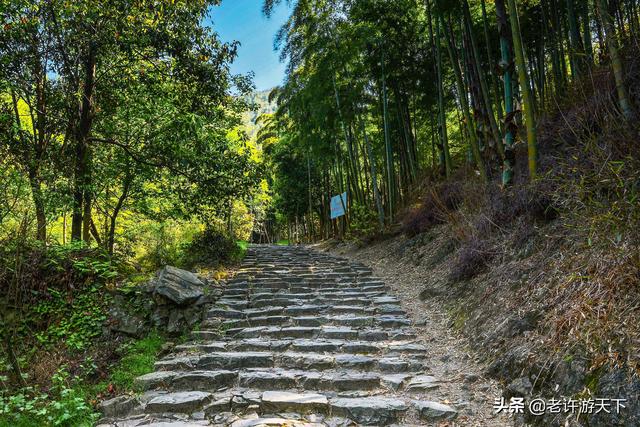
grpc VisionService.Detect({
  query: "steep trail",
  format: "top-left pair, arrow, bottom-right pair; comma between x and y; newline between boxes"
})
98,245 -> 468,426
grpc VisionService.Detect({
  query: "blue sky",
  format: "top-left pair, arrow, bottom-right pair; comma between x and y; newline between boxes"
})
208,1 -> 291,91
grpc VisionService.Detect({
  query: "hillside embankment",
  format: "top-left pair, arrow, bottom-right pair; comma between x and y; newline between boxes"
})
322,201 -> 638,427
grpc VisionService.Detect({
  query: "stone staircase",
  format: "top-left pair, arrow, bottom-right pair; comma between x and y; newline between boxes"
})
98,245 -> 458,426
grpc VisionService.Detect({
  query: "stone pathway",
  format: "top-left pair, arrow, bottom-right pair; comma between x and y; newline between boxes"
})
99,245 -> 460,426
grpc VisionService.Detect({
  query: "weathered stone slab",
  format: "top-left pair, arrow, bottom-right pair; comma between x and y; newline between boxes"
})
198,352 -> 273,369
414,400 -> 458,421
134,371 -> 177,390
261,391 -> 328,412
276,352 -> 335,370
381,373 -> 412,390
238,369 -> 299,389
320,326 -> 358,340
291,339 -> 342,352
334,354 -> 374,369
406,375 -> 440,392
330,397 -> 408,425
153,266 -> 204,305
230,418 -> 323,427
98,395 -> 140,418
145,391 -> 212,413
171,370 -> 237,391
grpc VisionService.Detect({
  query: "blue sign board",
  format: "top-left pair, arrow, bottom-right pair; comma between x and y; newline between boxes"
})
330,192 -> 347,219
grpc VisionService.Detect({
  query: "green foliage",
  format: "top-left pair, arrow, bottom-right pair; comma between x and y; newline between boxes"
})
134,221 -> 198,270
0,239 -> 118,353
0,368 -> 99,427
237,240 -> 249,260
45,242 -> 119,281
32,284 -> 109,352
0,332 -> 164,426
347,204 -> 379,239
107,332 -> 165,392
182,228 -> 242,269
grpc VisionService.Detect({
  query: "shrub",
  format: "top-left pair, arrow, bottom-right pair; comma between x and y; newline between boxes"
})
402,181 -> 463,237
449,236 -> 494,282
182,228 -> 242,268
347,204 -> 379,240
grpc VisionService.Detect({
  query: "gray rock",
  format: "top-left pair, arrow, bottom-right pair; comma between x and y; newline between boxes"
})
238,370 -> 298,389
277,352 -> 335,370
405,375 -> 440,392
505,376 -> 533,398
553,358 -> 586,394
230,418 -> 323,427
146,391 -> 212,413
167,310 -> 185,334
198,352 -> 273,370
261,391 -> 328,412
154,266 -> 204,306
171,370 -> 237,391
203,396 -> 232,414
134,371 -> 177,391
591,368 -> 640,427
98,395 -> 140,418
334,354 -> 373,369
415,401 -> 458,421
109,305 -> 147,337
381,374 -> 412,390
330,397 -> 408,425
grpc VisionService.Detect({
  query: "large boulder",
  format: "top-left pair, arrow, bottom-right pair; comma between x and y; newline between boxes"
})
153,266 -> 204,305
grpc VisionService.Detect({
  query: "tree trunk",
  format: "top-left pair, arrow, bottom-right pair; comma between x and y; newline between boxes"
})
498,8 -> 516,185
441,14 -> 488,181
597,0 -> 634,120
27,167 -> 46,242
507,0 -> 538,178
434,16 -> 453,176
566,0 -> 585,78
72,42 -> 97,242
464,0 -> 504,161
359,114 -> 384,230
381,51 -> 395,221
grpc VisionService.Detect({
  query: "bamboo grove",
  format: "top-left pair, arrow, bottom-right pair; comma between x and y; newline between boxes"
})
261,0 -> 637,240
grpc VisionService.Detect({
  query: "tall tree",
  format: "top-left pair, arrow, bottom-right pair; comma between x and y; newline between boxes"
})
507,0 -> 538,178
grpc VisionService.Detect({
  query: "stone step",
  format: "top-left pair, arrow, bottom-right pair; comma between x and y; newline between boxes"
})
220,297 -> 398,309
152,351 -> 426,374
216,325 -> 416,341
211,314 -> 411,329
216,291 -> 387,304
221,284 -> 388,295
220,290 -> 390,301
140,367 -> 436,393
97,245 -> 460,427
176,338 -> 428,356
208,304 -> 406,320
121,390 -> 455,425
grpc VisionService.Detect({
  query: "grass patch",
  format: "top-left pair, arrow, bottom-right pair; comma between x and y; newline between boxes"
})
105,332 -> 165,392
276,239 -> 290,246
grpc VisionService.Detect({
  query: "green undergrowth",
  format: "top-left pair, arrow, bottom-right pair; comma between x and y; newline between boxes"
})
237,240 -> 249,259
97,331 -> 165,393
0,332 -> 165,427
